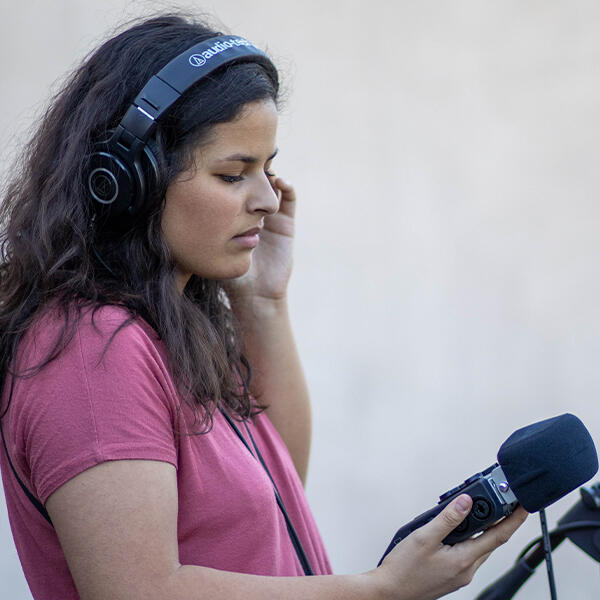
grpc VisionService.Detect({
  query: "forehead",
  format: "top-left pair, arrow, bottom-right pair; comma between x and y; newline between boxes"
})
202,99 -> 278,157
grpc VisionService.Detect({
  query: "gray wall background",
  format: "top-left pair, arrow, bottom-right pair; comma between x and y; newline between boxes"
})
1,1 -> 599,598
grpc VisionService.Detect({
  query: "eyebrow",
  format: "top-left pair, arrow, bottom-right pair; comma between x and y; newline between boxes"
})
220,148 -> 279,164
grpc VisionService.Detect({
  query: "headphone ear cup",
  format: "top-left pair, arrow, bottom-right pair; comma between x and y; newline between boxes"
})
88,146 -> 136,217
88,133 -> 161,218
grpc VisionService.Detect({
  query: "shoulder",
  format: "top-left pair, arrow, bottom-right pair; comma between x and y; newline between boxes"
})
12,302 -> 174,403
22,302 -> 161,364
82,304 -> 162,361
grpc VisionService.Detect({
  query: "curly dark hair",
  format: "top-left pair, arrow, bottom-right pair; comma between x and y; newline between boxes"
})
0,13 -> 280,431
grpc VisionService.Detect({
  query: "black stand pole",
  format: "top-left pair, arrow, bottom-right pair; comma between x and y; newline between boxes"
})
539,508 -> 557,600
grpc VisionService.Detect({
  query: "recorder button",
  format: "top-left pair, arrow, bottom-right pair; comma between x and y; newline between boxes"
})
439,485 -> 464,502
464,474 -> 481,486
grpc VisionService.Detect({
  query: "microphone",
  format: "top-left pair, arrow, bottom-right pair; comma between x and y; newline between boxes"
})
378,414 -> 598,566
497,413 -> 598,512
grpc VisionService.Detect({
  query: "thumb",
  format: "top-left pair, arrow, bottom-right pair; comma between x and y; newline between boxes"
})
426,494 -> 473,543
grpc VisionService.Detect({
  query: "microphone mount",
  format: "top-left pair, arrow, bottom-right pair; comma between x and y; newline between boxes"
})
474,482 -> 600,600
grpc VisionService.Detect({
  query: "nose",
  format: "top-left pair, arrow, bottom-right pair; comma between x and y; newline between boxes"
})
246,174 -> 280,215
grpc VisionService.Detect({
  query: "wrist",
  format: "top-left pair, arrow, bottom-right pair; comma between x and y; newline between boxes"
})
360,569 -> 393,600
229,293 -> 289,321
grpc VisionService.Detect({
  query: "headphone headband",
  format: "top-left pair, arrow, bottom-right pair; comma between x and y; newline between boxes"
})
116,36 -> 274,144
89,35 -> 276,217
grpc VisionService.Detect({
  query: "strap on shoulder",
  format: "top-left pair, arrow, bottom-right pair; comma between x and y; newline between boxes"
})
0,418 -> 53,526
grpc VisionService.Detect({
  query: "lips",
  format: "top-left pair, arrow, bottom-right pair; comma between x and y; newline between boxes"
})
234,227 -> 261,238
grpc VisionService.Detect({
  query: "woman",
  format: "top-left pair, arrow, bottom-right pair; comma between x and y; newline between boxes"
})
0,13 -> 526,600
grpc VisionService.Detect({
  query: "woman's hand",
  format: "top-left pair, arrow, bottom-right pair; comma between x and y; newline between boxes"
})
367,495 -> 528,600
225,176 -> 295,306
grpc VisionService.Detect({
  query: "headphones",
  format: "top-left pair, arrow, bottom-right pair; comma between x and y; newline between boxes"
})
87,36 -> 276,219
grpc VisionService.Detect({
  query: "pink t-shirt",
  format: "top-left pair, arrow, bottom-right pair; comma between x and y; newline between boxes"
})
0,305 -> 332,599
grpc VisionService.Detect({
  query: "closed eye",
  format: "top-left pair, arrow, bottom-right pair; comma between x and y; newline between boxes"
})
218,175 -> 244,183
216,149 -> 278,184
219,170 -> 275,184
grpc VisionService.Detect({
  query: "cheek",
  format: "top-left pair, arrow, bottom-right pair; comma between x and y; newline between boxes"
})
162,198 -> 215,260
161,181 -> 243,271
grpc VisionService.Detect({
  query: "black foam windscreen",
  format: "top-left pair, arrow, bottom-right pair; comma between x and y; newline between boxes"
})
497,413 -> 598,513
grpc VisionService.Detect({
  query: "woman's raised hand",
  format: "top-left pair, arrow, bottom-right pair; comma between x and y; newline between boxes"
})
226,176 -> 295,305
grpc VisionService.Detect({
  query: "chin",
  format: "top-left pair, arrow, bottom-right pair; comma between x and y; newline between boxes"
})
186,253 -> 253,281
226,266 -> 252,280
212,259 -> 253,280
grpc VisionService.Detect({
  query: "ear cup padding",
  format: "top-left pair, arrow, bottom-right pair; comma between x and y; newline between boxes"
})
134,142 -> 160,215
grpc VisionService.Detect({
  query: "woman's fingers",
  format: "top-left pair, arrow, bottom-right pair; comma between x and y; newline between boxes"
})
418,495 -> 527,560
415,494 -> 473,548
463,506 -> 529,557
270,177 -> 296,218
469,549 -> 493,576
273,176 -> 295,200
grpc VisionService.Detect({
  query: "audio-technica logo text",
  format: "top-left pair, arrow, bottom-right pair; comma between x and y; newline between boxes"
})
188,37 -> 255,67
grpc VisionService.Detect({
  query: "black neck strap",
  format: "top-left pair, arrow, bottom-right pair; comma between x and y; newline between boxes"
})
220,410 -> 314,576
0,418 -> 52,526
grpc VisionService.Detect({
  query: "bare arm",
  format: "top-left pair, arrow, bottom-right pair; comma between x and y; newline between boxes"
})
46,459 -> 528,600
232,295 -> 312,484
227,178 -> 312,483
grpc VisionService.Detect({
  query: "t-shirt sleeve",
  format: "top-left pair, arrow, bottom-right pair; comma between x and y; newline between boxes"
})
17,310 -> 179,504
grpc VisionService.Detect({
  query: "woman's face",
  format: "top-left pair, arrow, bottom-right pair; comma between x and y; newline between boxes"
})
162,99 -> 280,292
